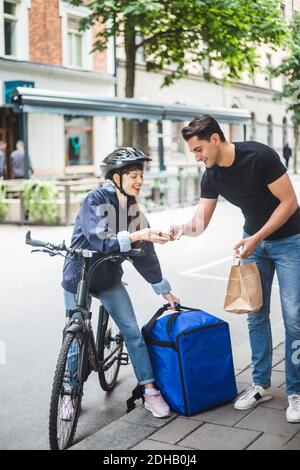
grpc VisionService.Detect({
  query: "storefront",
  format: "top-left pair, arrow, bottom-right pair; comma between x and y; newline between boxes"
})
0,56 -> 117,179
12,86 -> 251,178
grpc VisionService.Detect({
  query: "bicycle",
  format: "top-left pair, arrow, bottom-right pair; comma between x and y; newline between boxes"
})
25,231 -> 145,450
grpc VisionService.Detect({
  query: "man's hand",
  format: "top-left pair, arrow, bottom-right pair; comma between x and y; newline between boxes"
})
163,292 -> 180,308
168,224 -> 184,241
233,235 -> 259,259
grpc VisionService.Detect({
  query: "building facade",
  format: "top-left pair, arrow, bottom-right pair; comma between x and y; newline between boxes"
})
0,0 -> 116,178
0,0 -> 299,178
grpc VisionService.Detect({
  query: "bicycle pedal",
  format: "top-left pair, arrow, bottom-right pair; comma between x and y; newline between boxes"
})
119,353 -> 130,366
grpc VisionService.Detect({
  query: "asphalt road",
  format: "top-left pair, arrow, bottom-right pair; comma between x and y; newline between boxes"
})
0,198 -> 287,449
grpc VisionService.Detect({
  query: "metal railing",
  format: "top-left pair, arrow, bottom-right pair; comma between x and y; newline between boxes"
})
0,166 -> 202,225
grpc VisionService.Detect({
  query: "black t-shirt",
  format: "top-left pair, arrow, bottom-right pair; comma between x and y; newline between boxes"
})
200,141 -> 300,240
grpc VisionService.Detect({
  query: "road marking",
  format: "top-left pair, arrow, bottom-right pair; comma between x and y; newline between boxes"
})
181,257 -> 279,289
185,273 -> 279,289
182,273 -> 229,281
181,256 -> 233,275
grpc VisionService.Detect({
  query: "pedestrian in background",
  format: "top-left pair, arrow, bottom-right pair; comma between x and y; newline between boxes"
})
0,140 -> 7,179
10,141 -> 33,179
283,142 -> 292,169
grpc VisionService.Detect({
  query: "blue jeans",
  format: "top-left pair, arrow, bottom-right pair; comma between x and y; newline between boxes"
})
63,282 -> 155,388
242,232 -> 300,394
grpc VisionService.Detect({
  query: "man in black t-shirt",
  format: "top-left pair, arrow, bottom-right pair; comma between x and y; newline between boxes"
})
169,114 -> 300,423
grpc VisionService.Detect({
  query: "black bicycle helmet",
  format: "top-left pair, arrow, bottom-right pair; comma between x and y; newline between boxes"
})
100,147 -> 152,196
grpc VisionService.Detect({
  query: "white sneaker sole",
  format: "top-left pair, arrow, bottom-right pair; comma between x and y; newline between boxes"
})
286,414 -> 300,423
234,393 -> 273,411
144,402 -> 171,418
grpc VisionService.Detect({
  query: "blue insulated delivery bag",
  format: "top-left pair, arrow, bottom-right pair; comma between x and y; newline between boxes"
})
142,305 -> 237,416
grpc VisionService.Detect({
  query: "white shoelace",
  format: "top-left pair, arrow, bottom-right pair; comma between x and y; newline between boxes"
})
288,395 -> 300,411
154,392 -> 167,405
146,391 -> 167,405
243,385 -> 261,399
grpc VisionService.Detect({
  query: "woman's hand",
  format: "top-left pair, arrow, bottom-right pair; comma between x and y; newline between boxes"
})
163,292 -> 180,308
130,228 -> 171,245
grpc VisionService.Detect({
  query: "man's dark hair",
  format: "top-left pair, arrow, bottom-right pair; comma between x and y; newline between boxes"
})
182,114 -> 226,142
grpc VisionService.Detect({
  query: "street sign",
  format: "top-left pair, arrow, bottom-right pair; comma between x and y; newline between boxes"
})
4,80 -> 35,104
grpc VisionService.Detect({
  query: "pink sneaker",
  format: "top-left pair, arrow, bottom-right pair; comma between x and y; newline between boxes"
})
60,395 -> 75,421
144,390 -> 171,418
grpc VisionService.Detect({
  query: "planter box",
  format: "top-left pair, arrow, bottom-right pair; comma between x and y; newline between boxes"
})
24,200 -> 81,225
3,199 -> 21,223
57,199 -> 81,225
1,198 -> 82,225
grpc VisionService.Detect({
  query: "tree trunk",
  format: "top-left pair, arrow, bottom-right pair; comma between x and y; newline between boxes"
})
123,19 -> 136,147
293,123 -> 299,174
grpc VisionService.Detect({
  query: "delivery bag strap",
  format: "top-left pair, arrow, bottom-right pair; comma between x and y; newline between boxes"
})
144,304 -> 199,341
143,303 -> 177,339
165,305 -> 199,338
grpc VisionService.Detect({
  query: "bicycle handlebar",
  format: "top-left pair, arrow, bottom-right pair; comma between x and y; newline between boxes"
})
25,231 -> 146,259
26,231 -> 49,248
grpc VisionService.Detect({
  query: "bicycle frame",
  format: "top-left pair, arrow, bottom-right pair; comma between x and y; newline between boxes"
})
65,253 -> 127,375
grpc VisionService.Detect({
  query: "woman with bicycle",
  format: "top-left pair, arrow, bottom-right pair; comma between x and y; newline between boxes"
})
61,147 -> 179,421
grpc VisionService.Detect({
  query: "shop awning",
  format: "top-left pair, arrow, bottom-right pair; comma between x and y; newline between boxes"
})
12,87 -> 251,123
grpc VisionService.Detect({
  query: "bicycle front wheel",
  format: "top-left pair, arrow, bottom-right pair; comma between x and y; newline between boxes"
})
97,306 -> 124,392
49,332 -> 85,450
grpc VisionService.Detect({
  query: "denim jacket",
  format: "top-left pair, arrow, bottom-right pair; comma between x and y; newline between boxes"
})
62,183 -> 171,296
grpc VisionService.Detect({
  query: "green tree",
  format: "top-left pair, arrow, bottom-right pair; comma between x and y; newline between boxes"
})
71,0 -> 287,145
271,12 -> 300,174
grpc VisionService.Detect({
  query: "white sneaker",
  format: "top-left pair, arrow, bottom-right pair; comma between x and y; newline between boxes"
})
286,394 -> 300,423
60,395 -> 75,421
234,384 -> 273,411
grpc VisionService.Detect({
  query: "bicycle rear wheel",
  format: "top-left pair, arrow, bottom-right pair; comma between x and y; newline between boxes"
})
49,332 -> 85,450
97,306 -> 124,391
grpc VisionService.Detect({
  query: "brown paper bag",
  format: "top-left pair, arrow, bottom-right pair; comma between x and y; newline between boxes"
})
224,257 -> 263,314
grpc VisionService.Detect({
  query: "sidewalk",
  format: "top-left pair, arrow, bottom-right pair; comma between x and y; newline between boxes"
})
72,342 -> 300,451
71,175 -> 300,451
72,174 -> 300,451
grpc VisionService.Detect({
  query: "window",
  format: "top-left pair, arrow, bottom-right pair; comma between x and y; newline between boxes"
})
266,54 -> 273,89
135,34 -> 145,64
201,56 -> 210,77
230,104 -> 244,141
67,16 -> 83,67
171,121 -> 185,154
132,120 -> 149,155
60,0 -> 93,69
1,0 -> 30,61
4,0 -> 17,56
282,116 -> 288,148
64,116 -> 93,166
280,3 -> 286,17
